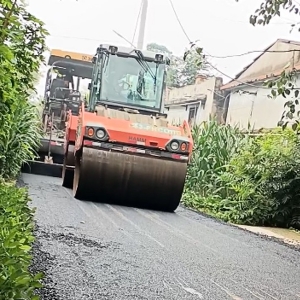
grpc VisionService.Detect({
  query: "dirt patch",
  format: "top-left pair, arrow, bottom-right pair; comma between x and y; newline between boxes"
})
236,225 -> 300,247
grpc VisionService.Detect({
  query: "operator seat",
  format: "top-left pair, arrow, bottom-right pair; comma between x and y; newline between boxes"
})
68,91 -> 81,115
49,78 -> 67,99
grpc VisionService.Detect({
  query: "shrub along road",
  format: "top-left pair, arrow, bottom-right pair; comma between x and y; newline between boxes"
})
23,173 -> 300,300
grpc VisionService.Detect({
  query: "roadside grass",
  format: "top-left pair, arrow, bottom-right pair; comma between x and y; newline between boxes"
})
183,119 -> 300,230
0,181 -> 43,300
0,0 -> 48,298
0,100 -> 45,300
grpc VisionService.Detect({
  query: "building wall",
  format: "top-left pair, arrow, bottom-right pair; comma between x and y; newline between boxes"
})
166,105 -> 189,125
166,102 -> 206,126
165,76 -> 223,126
226,77 -> 300,129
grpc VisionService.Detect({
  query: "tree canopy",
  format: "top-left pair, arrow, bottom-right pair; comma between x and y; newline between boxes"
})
147,42 -> 211,88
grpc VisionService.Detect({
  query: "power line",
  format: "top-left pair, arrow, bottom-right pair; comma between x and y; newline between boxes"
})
206,49 -> 300,59
168,0 -> 192,44
131,0 -> 143,45
167,0 -> 300,91
49,33 -> 300,60
206,61 -> 300,90
48,34 -> 122,43
206,61 -> 267,89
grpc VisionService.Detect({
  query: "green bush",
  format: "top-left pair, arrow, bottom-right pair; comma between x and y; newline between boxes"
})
0,181 -> 43,300
0,102 -> 42,179
0,1 -> 48,298
183,119 -> 245,207
183,122 -> 300,229
219,128 -> 300,228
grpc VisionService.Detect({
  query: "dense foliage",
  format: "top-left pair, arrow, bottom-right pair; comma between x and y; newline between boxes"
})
0,0 -> 48,298
0,0 -> 47,176
183,120 -> 300,229
0,181 -> 43,300
0,102 -> 42,179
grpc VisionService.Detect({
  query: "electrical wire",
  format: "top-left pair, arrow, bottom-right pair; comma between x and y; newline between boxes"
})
206,61 -> 268,89
131,0 -> 143,45
206,49 -> 300,59
49,33 -> 300,60
48,34 -> 119,42
167,0 -> 300,90
168,0 -> 192,44
206,60 -> 300,90
47,2 -> 300,90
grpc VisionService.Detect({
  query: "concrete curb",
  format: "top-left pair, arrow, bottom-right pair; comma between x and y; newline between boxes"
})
233,224 -> 300,247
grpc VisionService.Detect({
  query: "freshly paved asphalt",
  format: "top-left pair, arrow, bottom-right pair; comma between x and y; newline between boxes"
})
22,173 -> 300,300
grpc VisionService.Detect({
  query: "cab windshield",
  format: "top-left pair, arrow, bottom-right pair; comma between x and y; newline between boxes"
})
99,54 -> 165,110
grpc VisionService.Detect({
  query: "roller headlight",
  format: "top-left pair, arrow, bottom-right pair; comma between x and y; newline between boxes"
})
96,129 -> 106,139
170,141 -> 179,151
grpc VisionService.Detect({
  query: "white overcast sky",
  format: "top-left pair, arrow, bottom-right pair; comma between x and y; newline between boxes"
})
26,0 -> 300,94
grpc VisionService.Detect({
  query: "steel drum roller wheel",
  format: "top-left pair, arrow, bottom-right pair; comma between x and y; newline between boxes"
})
73,150 -> 86,199
73,147 -> 188,212
62,144 -> 75,188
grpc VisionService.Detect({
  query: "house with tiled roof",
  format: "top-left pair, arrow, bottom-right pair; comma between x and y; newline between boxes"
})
221,38 -> 300,130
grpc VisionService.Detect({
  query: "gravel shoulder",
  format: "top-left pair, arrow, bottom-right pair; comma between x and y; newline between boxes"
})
22,173 -> 300,300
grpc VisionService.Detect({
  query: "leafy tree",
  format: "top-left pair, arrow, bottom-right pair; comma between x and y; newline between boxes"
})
147,42 -> 172,55
181,47 -> 211,85
147,42 -> 211,88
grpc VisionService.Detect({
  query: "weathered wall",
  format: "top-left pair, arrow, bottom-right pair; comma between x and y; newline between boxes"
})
165,76 -> 223,125
226,76 -> 300,129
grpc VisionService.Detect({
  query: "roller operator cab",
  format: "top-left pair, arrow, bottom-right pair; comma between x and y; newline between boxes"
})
64,44 -> 194,212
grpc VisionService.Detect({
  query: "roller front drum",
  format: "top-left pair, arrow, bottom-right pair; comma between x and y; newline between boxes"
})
73,147 -> 188,211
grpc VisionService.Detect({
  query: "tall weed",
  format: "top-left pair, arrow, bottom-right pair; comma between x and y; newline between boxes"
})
0,101 -> 42,179
0,180 -> 43,299
183,120 -> 300,228
219,128 -> 300,228
185,119 -> 244,196
183,119 -> 246,212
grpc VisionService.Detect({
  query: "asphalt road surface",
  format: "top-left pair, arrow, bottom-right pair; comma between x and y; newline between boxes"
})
22,173 -> 300,300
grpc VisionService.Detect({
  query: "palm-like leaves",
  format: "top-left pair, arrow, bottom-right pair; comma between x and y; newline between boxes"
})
183,119 -> 300,229
0,101 -> 42,179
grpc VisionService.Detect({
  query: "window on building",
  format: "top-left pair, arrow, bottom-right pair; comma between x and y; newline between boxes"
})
188,106 -> 198,126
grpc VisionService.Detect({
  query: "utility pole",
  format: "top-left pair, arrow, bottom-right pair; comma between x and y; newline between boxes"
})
137,0 -> 148,49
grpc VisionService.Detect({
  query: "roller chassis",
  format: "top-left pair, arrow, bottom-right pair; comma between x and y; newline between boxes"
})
60,101 -> 192,212
23,45 -> 194,212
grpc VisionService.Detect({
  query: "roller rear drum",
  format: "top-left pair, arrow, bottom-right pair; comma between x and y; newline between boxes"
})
73,147 -> 188,211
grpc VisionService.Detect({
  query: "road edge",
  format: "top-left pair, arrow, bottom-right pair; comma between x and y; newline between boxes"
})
179,204 -> 300,252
